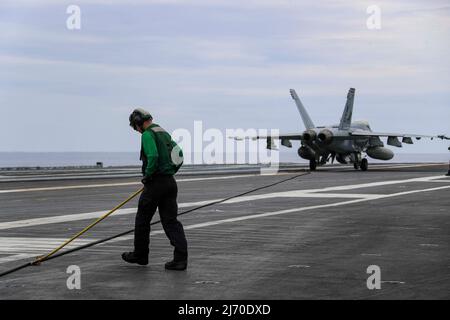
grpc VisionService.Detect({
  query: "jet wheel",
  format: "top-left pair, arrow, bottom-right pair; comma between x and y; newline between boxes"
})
360,158 -> 368,171
309,160 -> 317,171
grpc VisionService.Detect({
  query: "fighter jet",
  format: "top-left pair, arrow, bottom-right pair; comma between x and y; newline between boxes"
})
232,88 -> 448,171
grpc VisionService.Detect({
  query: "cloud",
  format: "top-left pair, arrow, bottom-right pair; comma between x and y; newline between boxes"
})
1,0 -> 312,8
0,0 -> 448,153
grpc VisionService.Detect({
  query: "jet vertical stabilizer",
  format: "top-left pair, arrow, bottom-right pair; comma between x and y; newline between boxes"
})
290,89 -> 315,130
339,88 -> 355,130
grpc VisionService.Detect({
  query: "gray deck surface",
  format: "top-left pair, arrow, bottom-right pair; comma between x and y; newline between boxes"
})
0,163 -> 449,299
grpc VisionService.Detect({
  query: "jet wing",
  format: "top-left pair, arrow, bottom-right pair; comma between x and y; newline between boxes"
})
229,133 -> 302,150
231,133 -> 303,140
349,130 -> 446,147
349,131 -> 437,139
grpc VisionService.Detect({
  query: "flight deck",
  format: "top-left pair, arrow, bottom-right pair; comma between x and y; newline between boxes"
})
0,163 -> 449,299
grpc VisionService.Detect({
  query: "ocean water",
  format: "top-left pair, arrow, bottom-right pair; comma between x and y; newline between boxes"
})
0,152 -> 448,168
0,152 -> 141,168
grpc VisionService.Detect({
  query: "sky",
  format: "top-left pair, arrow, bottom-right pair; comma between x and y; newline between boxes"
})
0,0 -> 449,153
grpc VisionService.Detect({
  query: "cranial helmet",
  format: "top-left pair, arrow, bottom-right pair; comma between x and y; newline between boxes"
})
129,108 -> 153,130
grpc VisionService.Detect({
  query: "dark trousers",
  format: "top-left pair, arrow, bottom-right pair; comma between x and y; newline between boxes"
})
134,175 -> 188,261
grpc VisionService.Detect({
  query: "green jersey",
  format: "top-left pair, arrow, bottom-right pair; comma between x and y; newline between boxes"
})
140,123 -> 183,177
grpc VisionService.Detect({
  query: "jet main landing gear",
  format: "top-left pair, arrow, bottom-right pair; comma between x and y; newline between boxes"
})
360,158 -> 368,171
353,158 -> 368,171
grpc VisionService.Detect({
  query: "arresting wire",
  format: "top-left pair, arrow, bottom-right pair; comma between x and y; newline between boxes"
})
0,171 -> 310,279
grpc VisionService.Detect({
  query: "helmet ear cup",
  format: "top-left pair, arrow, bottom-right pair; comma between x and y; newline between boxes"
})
130,111 -> 142,129
134,113 -> 143,127
129,108 -> 152,130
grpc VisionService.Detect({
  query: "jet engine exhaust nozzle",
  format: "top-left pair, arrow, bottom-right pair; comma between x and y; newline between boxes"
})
318,129 -> 333,144
302,130 -> 317,142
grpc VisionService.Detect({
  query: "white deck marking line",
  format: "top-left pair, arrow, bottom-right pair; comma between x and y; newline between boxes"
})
0,174 -> 267,194
0,238 -> 95,264
304,175 -> 446,192
0,253 -> 37,264
0,166 -> 259,179
0,237 -> 95,254
316,163 -> 445,170
1,163 -> 444,194
0,174 -> 445,231
1,185 -> 449,264
219,192 -> 382,203
0,193 -> 379,231
96,184 -> 450,245
339,163 -> 445,171
0,199 -> 239,231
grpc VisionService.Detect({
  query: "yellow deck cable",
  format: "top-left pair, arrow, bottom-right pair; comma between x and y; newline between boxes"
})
33,187 -> 144,265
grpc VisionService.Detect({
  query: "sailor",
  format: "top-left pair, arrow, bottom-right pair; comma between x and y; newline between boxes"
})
122,108 -> 188,270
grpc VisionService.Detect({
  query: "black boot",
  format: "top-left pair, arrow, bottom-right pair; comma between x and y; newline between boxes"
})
165,259 -> 187,271
122,252 -> 148,265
